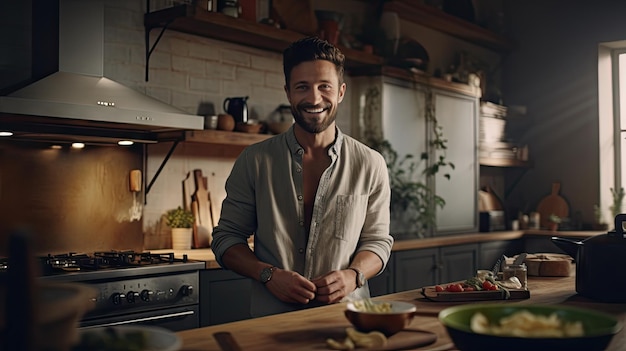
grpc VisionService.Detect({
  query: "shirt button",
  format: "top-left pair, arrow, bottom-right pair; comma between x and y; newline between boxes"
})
296,168 -> 302,173
299,221 -> 304,226
297,149 -> 304,155
298,248 -> 304,254
297,195 -> 303,201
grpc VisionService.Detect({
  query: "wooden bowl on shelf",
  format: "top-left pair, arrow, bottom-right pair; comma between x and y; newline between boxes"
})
235,122 -> 262,134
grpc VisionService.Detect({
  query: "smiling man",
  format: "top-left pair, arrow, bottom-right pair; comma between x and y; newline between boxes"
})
211,37 -> 393,317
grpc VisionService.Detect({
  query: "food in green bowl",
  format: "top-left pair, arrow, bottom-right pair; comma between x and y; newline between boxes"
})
439,304 -> 622,351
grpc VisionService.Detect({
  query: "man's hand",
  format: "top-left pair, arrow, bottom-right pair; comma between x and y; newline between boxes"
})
265,268 -> 317,304
311,270 -> 356,304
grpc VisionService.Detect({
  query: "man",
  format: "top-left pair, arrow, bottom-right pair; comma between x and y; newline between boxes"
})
211,36 -> 393,317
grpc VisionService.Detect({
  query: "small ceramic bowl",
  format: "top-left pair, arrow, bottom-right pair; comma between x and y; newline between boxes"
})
344,300 -> 417,336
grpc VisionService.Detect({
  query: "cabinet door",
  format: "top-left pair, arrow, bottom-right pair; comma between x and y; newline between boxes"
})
394,248 -> 439,292
199,269 -> 251,326
368,257 -> 394,297
434,91 -> 478,233
439,244 -> 478,283
479,240 -> 524,270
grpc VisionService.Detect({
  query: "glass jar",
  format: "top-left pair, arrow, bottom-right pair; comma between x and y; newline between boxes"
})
503,263 -> 527,290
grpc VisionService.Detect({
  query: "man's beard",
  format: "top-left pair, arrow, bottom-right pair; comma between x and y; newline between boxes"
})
291,103 -> 337,134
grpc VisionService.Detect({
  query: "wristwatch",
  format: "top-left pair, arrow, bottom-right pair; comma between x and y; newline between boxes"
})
348,267 -> 366,288
260,266 -> 275,284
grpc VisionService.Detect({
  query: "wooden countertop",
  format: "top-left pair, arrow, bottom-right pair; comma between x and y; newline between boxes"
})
150,230 -> 603,269
176,274 -> 625,350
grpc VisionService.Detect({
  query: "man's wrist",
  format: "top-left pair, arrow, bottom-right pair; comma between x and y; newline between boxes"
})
260,266 -> 275,284
348,267 -> 365,288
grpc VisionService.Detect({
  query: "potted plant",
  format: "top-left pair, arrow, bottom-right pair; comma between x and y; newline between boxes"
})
593,204 -> 608,231
610,187 -> 624,220
165,207 -> 195,249
547,214 -> 562,231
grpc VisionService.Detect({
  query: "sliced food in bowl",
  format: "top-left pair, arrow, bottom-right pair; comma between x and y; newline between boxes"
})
439,304 -> 622,351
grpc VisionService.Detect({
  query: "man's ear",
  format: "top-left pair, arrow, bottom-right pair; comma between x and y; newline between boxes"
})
337,83 -> 347,103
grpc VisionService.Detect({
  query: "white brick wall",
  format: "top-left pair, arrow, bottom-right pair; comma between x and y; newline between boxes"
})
103,0 -> 354,248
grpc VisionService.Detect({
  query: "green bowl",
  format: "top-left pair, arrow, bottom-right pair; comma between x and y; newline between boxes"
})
439,304 -> 622,351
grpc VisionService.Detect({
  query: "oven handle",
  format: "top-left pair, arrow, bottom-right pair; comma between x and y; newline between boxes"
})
82,310 -> 195,328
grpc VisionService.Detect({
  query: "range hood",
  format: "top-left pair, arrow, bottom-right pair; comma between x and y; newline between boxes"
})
0,0 -> 204,144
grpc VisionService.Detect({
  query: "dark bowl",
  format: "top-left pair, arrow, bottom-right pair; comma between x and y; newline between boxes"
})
439,304 -> 622,351
344,300 -> 416,336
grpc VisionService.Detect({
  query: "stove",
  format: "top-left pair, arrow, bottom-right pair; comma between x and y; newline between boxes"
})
2,250 -> 204,331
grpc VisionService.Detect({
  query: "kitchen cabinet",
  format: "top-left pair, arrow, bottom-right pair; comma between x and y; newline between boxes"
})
392,244 -> 478,292
368,258 -> 394,297
199,269 -> 252,326
478,239 -> 524,270
434,89 -> 479,233
351,70 -> 479,237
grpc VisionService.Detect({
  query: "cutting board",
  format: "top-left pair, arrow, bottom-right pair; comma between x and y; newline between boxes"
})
272,326 -> 436,351
536,182 -> 569,228
192,169 -> 214,248
420,286 -> 530,302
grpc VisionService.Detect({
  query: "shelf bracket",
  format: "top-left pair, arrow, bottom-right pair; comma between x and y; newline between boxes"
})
146,140 -> 180,198
144,4 -> 189,81
505,167 -> 531,199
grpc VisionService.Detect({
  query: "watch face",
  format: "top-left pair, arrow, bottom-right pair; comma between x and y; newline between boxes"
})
260,267 -> 273,283
357,271 -> 366,288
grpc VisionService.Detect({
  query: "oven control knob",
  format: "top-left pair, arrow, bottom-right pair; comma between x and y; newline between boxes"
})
181,285 -> 194,296
140,289 -> 154,302
126,291 -> 139,303
111,292 -> 126,305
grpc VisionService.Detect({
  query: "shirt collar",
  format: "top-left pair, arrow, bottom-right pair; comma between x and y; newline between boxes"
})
286,125 -> 344,157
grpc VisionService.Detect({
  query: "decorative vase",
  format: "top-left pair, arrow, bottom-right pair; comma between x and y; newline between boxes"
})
171,228 -> 193,250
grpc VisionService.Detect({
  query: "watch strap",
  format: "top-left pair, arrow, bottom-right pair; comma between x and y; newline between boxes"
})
348,267 -> 365,288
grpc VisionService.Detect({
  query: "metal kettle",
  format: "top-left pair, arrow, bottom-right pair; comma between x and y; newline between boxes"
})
552,213 -> 626,302
223,96 -> 249,124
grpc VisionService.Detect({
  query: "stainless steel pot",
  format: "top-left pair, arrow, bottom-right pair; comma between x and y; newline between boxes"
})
552,214 -> 626,302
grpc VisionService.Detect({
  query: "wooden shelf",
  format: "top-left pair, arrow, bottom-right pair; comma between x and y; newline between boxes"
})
480,158 -> 531,168
144,5 -> 384,70
351,65 -> 481,98
184,129 -> 271,146
383,0 -> 515,52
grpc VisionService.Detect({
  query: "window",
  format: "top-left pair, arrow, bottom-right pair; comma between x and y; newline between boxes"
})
598,42 -> 626,224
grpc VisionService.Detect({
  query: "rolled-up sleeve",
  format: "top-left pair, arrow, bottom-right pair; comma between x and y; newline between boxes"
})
211,149 -> 257,268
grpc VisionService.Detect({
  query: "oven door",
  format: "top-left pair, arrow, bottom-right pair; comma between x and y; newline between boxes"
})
80,305 -> 199,332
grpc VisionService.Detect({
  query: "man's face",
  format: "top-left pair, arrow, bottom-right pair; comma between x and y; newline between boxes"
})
285,60 -> 346,134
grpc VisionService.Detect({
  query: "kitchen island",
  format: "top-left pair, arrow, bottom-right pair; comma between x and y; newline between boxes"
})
175,274 -> 625,350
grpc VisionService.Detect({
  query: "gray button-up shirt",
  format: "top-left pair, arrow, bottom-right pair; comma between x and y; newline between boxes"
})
212,126 -> 393,317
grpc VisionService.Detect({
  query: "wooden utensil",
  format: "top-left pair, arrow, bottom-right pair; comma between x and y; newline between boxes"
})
192,169 -> 213,248
536,182 -> 569,228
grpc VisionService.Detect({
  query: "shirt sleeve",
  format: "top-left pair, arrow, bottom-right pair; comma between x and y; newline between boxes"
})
211,148 -> 258,268
355,150 -> 394,275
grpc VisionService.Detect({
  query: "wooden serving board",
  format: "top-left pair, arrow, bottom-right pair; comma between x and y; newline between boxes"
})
271,326 -> 437,351
536,182 -> 569,228
420,286 -> 530,302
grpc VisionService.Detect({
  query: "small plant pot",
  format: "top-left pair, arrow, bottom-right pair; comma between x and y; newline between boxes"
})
546,222 -> 559,231
171,228 -> 193,250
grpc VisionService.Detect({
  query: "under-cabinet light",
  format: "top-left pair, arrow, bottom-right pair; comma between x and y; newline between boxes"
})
71,142 -> 85,149
0,131 -> 13,136
118,140 -> 134,146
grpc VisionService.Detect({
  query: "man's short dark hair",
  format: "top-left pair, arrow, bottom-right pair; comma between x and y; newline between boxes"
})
283,36 -> 345,89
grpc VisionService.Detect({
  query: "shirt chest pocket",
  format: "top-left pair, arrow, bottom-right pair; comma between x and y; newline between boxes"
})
334,194 -> 368,241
